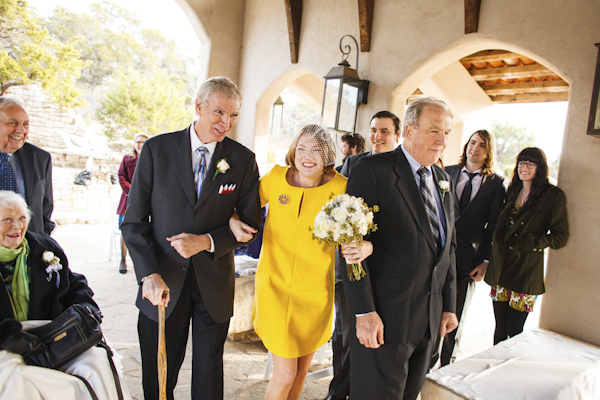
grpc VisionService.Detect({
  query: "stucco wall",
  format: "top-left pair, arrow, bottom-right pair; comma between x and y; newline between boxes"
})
183,0 -> 600,345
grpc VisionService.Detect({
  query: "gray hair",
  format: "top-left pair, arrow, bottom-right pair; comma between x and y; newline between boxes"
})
0,191 -> 31,227
195,77 -> 242,106
0,97 -> 26,112
402,97 -> 453,137
133,133 -> 149,142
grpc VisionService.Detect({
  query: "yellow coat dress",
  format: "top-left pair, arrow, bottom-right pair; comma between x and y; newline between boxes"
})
252,164 -> 347,358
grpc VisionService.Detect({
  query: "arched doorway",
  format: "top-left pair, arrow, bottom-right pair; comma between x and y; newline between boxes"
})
253,70 -> 324,173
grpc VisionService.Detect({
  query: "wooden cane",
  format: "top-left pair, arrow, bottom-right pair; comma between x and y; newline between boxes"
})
158,298 -> 167,400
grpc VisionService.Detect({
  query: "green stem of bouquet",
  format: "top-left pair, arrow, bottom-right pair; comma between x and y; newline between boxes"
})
347,262 -> 366,281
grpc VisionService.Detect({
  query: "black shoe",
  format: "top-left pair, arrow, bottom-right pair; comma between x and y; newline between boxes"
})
119,261 -> 127,274
324,396 -> 346,400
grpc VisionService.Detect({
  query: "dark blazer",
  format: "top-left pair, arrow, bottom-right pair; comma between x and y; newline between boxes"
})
446,165 -> 505,279
0,231 -> 99,321
343,146 -> 457,343
485,184 -> 569,295
117,154 -> 138,216
334,152 -> 371,282
14,143 -> 55,235
121,127 -> 261,323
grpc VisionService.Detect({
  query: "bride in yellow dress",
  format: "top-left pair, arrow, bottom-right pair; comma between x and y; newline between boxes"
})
230,125 -> 347,400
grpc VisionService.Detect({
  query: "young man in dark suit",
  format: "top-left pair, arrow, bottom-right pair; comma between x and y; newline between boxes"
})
0,97 -> 54,235
335,133 -> 365,173
121,77 -> 261,400
341,97 -> 458,399
326,110 -> 401,400
438,130 -> 505,366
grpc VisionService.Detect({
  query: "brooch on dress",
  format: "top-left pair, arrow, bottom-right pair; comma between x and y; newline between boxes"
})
278,194 -> 290,205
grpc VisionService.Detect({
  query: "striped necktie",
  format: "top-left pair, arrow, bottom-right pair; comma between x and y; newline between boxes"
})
194,147 -> 209,198
0,152 -> 17,193
418,167 -> 441,251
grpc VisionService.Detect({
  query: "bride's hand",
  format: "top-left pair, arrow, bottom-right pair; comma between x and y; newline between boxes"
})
229,213 -> 258,243
341,241 -> 373,264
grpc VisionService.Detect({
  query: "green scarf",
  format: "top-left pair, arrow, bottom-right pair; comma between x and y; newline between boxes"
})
0,238 -> 30,321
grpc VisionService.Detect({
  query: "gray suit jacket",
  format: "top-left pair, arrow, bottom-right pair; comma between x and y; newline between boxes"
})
121,127 -> 261,323
343,146 -> 457,343
14,142 -> 55,235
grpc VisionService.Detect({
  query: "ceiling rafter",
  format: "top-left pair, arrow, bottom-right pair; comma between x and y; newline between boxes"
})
469,64 -> 554,81
491,93 -> 569,103
358,0 -> 374,52
284,0 -> 302,63
464,0 -> 482,34
482,81 -> 569,95
458,50 -> 569,103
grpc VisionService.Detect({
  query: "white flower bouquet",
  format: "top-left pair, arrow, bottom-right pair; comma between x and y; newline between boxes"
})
310,193 -> 379,281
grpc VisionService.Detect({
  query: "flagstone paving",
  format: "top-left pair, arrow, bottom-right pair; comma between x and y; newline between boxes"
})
52,222 -> 540,399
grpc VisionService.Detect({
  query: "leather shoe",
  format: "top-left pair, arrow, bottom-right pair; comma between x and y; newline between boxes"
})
323,396 -> 345,400
119,261 -> 127,274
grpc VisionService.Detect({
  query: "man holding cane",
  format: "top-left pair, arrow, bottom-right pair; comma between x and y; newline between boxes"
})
122,77 -> 261,400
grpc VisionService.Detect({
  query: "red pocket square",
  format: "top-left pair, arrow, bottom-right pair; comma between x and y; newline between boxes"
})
219,184 -> 236,194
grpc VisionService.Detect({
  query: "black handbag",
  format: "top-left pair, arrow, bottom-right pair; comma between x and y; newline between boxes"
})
28,303 -> 103,369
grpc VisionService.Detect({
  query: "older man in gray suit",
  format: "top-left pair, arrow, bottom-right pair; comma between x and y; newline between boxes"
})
0,97 -> 54,235
342,97 -> 458,399
122,77 -> 261,400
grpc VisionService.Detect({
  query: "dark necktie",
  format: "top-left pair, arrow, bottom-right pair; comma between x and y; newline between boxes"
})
459,172 -> 478,213
194,147 -> 209,198
0,152 -> 17,193
418,167 -> 441,250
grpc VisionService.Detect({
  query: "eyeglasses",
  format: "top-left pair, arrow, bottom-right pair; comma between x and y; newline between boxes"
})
517,161 -> 536,169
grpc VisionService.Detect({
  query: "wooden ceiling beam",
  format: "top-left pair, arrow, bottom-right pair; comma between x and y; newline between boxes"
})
285,0 -> 302,63
470,64 -> 554,81
461,50 -> 523,64
482,81 -> 569,95
358,0 -> 374,52
464,0 -> 482,34
490,92 -> 569,103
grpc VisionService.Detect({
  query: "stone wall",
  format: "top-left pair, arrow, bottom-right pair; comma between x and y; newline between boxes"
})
6,84 -> 123,173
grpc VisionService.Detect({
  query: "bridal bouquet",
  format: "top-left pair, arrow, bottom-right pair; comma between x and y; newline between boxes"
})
310,193 -> 379,281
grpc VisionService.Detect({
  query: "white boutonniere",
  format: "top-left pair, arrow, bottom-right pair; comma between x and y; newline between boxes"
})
43,251 -> 63,288
438,180 -> 450,200
213,158 -> 230,180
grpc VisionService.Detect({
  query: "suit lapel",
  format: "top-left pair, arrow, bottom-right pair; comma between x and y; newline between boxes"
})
432,165 -> 453,254
170,128 -> 197,206
194,138 -> 233,210
14,146 -> 34,203
393,148 -> 437,253
448,166 -> 461,216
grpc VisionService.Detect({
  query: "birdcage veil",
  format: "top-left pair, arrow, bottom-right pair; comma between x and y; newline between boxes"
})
285,124 -> 337,173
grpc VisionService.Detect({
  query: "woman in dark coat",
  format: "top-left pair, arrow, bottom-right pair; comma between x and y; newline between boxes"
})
0,190 -> 130,399
116,133 -> 148,274
485,147 -> 569,344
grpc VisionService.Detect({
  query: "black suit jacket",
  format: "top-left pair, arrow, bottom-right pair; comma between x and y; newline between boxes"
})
0,231 -> 99,321
343,146 -> 456,343
14,143 -> 55,235
334,152 -> 371,283
446,165 -> 505,279
121,127 -> 261,323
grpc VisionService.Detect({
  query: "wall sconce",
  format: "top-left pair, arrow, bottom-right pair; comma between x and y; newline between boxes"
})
270,96 -> 284,137
588,43 -> 600,135
321,35 -> 369,133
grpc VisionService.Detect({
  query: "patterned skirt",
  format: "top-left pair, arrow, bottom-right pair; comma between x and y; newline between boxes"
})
490,285 -> 537,312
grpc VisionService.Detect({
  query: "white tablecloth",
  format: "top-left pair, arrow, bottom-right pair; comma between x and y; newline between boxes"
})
424,329 -> 600,400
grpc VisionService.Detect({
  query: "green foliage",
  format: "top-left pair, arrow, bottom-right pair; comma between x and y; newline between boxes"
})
0,0 -> 85,109
491,120 -> 536,178
43,1 -> 199,140
96,67 -> 193,139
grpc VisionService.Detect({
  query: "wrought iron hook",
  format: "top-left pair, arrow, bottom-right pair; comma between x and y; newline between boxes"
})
339,35 -> 359,70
